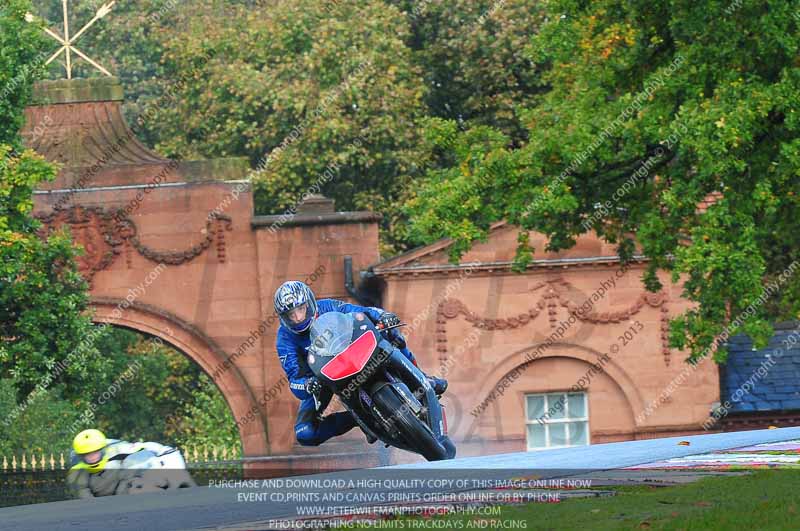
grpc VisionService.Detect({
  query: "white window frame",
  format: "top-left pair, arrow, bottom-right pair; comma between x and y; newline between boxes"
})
524,392 -> 590,451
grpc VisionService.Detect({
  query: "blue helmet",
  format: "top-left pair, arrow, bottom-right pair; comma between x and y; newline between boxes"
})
274,281 -> 318,334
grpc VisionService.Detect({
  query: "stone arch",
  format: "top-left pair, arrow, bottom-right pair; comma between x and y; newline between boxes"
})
91,297 -> 269,456
471,342 -> 645,429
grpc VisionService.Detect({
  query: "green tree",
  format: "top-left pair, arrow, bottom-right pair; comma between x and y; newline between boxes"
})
144,0 -> 427,254
390,0 -> 547,143
0,0 -> 109,411
0,378 -> 80,455
407,0 -> 800,363
1,327 -> 241,454
0,147 -> 111,403
169,374 -> 241,452
0,0 -> 49,147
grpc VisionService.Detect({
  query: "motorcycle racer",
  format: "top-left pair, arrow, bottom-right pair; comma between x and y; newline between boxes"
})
274,280 -> 447,447
67,429 -> 195,498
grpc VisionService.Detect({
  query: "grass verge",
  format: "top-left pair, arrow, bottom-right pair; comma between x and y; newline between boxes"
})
335,470 -> 800,530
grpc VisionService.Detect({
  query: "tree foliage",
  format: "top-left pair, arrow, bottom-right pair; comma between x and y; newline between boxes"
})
0,146 -> 115,400
390,0 -> 548,143
1,327 -> 240,453
25,1 -> 550,254
407,0 -> 800,362
0,378 -> 79,455
0,2 -> 108,401
0,0 -> 49,147
83,328 -> 240,450
136,0 -> 426,253
169,374 -> 241,451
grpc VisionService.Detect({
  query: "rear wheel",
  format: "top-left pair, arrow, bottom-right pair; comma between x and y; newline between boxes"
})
373,385 -> 448,461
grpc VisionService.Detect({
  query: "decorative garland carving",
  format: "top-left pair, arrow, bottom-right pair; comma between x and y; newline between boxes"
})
435,277 -> 673,368
35,206 -> 232,286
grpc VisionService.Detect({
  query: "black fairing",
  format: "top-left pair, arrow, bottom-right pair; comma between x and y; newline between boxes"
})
305,311 -> 450,458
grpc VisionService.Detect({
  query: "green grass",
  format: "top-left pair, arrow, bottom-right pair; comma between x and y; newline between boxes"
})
336,470 -> 800,530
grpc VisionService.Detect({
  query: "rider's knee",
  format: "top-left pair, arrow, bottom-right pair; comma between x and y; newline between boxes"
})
295,423 -> 321,446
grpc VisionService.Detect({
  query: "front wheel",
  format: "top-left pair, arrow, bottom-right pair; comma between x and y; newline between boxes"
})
373,385 -> 448,461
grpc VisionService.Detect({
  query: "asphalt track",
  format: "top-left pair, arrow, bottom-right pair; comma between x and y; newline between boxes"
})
2,427 -> 800,531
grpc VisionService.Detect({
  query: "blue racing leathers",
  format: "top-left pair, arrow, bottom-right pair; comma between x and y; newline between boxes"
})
276,298 -> 416,445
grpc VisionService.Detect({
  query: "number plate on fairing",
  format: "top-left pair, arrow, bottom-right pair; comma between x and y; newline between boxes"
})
359,388 -> 373,407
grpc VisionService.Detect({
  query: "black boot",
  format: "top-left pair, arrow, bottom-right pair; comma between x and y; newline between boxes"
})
426,376 -> 448,396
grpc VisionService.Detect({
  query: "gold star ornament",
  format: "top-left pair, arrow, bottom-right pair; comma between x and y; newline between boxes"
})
26,0 -> 116,79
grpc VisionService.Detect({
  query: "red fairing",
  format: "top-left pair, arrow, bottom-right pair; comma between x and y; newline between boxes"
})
320,331 -> 378,381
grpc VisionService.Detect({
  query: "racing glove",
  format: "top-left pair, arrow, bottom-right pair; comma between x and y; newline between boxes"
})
377,312 -> 401,329
304,376 -> 322,396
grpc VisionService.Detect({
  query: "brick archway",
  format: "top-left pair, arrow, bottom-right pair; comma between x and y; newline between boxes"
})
26,77 -> 382,459
91,298 -> 270,456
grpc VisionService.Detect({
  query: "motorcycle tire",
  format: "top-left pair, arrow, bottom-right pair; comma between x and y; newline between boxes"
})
373,385 -> 449,461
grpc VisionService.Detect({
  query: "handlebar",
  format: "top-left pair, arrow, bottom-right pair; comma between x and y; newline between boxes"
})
376,322 -> 407,331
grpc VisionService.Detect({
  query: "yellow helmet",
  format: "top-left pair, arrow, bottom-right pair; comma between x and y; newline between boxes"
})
72,429 -> 109,473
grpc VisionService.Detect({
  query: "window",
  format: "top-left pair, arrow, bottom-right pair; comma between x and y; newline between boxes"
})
525,392 -> 589,450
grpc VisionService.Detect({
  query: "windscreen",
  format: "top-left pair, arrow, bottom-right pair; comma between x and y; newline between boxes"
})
309,312 -> 356,358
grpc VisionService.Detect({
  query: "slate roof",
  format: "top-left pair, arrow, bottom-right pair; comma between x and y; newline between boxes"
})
720,322 -> 800,412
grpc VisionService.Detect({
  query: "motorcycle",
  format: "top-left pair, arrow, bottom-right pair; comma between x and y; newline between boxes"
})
114,448 -> 197,495
306,311 -> 456,461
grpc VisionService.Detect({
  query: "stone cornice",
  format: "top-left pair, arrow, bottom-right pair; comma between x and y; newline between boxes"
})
372,255 -> 650,278
251,211 -> 382,229
30,77 -> 124,105
372,221 -> 509,270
